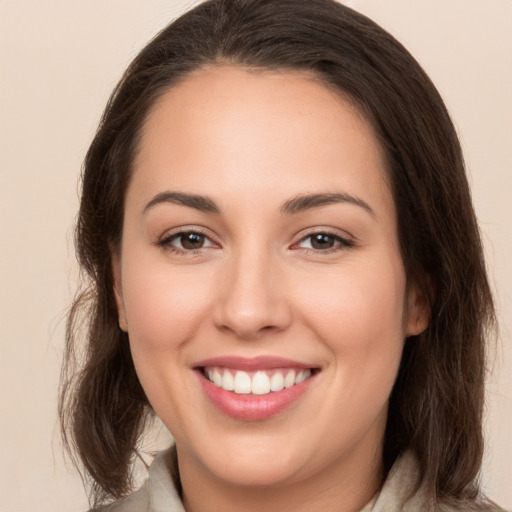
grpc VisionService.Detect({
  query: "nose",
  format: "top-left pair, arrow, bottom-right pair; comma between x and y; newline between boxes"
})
212,249 -> 292,340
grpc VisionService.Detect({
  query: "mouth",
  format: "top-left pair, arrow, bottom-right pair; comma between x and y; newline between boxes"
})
201,366 -> 315,395
193,356 -> 320,420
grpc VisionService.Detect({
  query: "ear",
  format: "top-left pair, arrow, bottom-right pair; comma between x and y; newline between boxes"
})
404,281 -> 431,337
111,252 -> 129,332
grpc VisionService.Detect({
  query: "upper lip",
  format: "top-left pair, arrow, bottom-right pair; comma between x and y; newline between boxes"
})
193,356 -> 317,371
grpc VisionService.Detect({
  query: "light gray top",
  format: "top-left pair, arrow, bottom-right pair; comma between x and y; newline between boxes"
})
98,447 -> 500,511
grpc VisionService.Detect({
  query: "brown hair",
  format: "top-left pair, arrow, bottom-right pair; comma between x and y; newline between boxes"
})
59,0 -> 497,508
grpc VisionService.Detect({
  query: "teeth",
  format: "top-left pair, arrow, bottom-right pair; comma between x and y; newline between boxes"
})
205,367 -> 313,395
284,370 -> 296,388
221,371 -> 234,391
234,371 -> 252,394
296,369 -> 311,383
270,372 -> 285,392
213,368 -> 222,387
251,371 -> 271,395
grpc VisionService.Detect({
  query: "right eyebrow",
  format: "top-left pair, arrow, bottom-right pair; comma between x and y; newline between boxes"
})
143,191 -> 221,215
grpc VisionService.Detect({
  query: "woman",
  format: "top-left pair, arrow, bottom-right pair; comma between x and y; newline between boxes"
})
59,0 -> 504,510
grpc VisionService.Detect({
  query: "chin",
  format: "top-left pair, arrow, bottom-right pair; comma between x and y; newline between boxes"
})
191,434 -> 309,488
211,456 -> 304,488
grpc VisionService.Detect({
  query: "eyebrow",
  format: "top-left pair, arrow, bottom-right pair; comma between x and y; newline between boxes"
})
281,192 -> 375,218
143,191 -> 221,214
143,190 -> 375,218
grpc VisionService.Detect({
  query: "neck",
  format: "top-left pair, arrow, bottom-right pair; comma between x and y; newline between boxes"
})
177,444 -> 383,512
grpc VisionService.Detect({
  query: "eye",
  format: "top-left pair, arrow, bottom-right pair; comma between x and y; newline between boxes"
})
296,232 -> 353,252
159,230 -> 216,252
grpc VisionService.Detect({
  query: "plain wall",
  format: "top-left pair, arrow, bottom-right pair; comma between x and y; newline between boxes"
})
0,1 -> 510,510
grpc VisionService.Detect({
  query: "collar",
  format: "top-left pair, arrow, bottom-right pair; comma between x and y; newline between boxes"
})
142,447 -> 428,512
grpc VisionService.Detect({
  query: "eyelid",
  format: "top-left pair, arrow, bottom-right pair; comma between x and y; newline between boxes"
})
291,228 -> 355,252
157,226 -> 220,253
156,225 -> 355,255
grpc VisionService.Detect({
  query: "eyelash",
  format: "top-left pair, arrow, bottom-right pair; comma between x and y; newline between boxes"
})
157,229 -> 354,255
158,229 -> 215,255
293,230 -> 355,254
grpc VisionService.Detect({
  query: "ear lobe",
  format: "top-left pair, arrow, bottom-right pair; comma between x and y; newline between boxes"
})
112,253 -> 128,332
405,283 -> 431,337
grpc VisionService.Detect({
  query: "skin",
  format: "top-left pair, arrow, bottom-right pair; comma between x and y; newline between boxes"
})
113,66 -> 429,512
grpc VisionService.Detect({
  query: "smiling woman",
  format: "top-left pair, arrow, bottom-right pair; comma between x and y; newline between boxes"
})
59,1 -> 504,511
113,71 -> 420,502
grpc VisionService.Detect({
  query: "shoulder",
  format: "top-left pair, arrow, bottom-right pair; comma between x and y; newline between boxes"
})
88,447 -> 184,512
364,452 -> 507,512
435,499 -> 508,512
93,485 -> 150,512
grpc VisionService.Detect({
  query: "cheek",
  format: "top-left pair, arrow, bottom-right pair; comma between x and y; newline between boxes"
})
121,255 -> 215,353
120,255 -> 217,428
296,256 -> 407,390
302,262 -> 406,339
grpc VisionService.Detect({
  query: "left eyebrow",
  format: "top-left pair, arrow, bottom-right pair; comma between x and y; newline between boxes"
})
281,192 -> 376,218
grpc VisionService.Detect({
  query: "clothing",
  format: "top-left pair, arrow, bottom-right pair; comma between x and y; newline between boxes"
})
97,447 -> 500,512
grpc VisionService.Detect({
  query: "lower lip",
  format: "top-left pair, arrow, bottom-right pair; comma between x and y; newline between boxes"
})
197,371 -> 316,421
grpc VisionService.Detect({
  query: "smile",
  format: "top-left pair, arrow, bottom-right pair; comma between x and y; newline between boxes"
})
203,367 -> 313,395
194,357 -> 319,421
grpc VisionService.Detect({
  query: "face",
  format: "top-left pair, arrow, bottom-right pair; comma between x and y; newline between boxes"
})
113,66 -> 428,491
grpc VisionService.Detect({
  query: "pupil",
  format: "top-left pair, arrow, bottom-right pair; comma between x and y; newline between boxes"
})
311,233 -> 334,249
182,233 -> 204,249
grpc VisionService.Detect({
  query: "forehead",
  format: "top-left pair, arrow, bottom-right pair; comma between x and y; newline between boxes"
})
130,65 -> 393,219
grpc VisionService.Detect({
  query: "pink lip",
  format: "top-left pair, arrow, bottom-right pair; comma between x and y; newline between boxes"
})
193,356 -> 318,421
193,355 -> 314,371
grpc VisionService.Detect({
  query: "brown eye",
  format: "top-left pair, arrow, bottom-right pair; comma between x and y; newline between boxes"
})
296,232 -> 353,252
160,230 -> 215,252
310,233 -> 337,250
180,232 -> 206,250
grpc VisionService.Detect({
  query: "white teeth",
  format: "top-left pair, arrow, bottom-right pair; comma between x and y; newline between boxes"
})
213,368 -> 222,387
251,371 -> 271,395
284,370 -> 296,388
221,371 -> 234,391
296,369 -> 311,383
234,371 -> 252,394
270,372 -> 285,392
206,367 -> 313,395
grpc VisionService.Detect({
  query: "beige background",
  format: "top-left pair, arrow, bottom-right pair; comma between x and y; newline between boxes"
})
0,1 -> 510,510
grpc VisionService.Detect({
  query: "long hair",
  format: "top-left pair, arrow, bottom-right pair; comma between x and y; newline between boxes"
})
59,0 -> 496,508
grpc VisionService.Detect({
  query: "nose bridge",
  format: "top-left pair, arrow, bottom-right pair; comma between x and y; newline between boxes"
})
213,240 -> 290,338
